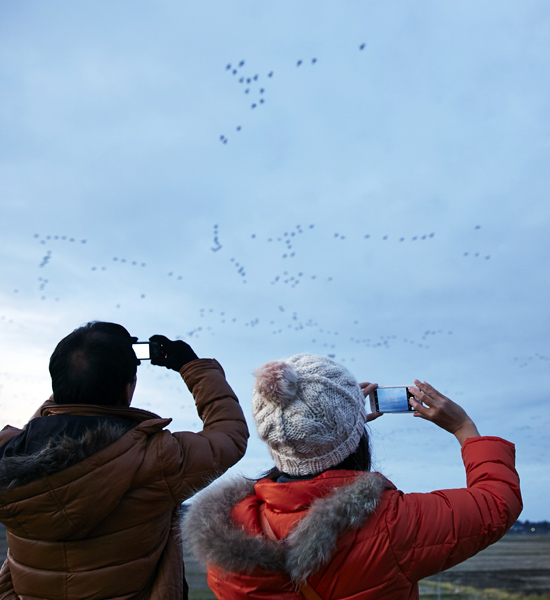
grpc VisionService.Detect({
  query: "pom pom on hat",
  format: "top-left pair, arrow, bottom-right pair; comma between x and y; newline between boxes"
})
253,360 -> 298,408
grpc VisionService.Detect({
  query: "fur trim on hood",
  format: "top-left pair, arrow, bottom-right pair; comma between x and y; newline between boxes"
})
0,421 -> 130,490
182,472 -> 391,584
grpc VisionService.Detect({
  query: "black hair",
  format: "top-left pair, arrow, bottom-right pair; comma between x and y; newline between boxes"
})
260,432 -> 372,481
49,321 -> 138,406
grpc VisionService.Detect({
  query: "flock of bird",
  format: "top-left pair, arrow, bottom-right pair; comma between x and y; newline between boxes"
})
219,43 -> 368,145
0,42 -> 538,369
1,220 -> 539,369
22,223 -> 491,296
513,354 -> 550,369
208,222 -> 490,288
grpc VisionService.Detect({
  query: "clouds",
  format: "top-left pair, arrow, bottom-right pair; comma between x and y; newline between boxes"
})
0,0 -> 549,518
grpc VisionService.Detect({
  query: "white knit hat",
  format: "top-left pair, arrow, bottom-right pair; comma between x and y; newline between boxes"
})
252,353 -> 367,476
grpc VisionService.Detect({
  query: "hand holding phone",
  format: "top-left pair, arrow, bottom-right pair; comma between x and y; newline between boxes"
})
359,382 -> 384,421
132,337 -> 197,369
409,380 -> 480,446
148,335 -> 198,371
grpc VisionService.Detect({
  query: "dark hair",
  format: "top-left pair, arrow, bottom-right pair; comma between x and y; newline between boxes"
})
260,432 -> 372,481
49,321 -> 138,406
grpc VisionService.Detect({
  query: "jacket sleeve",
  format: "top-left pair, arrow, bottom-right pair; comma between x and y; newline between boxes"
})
158,358 -> 249,502
386,436 -> 522,582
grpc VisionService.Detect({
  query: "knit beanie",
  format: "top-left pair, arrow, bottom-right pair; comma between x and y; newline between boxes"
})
252,353 -> 368,476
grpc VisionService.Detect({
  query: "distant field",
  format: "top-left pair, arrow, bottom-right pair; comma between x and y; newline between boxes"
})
1,528 -> 548,598
422,534 -> 550,598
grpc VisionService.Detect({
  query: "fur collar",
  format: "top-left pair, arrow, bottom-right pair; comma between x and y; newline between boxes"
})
182,472 -> 391,583
0,421 -> 129,490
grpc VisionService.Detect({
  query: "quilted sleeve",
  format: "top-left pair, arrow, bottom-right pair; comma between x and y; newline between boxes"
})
158,358 -> 249,502
387,436 -> 522,582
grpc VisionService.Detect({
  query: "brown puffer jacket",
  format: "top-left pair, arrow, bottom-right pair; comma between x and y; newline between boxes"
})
0,358 -> 249,600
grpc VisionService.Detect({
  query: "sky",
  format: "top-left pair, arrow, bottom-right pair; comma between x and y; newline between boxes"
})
0,1 -> 548,520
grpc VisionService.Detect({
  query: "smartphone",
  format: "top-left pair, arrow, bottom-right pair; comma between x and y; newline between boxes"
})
369,386 -> 414,413
133,341 -> 163,362
132,342 -> 151,360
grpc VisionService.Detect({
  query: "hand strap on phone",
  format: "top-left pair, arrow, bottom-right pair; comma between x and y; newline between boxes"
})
258,505 -> 325,600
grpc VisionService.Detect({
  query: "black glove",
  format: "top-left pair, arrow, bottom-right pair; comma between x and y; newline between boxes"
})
149,335 -> 199,371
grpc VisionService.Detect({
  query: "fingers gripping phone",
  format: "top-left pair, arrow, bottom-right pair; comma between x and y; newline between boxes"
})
369,386 -> 414,413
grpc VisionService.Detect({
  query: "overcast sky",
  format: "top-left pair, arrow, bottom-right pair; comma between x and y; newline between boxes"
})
1,1 -> 548,520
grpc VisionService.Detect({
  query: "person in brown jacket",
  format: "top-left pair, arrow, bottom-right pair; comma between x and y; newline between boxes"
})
0,321 -> 249,600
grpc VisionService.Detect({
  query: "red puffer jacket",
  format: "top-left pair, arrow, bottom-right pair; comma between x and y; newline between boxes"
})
183,436 -> 521,600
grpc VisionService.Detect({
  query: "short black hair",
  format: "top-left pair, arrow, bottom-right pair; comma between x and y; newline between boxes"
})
49,321 -> 138,406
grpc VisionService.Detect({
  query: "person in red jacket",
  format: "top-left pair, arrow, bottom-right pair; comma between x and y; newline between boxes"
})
183,353 -> 522,600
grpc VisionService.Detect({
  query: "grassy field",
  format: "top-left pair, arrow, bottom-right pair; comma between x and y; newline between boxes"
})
1,527 -> 548,599
422,535 -> 550,598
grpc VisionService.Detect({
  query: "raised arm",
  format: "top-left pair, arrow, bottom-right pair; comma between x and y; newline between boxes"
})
408,380 -> 480,446
148,335 -> 249,501
386,381 -> 521,582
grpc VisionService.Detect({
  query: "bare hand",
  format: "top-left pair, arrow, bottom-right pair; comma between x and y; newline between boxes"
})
408,380 -> 480,446
359,382 -> 383,422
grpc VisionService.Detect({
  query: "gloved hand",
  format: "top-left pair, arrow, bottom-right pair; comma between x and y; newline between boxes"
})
149,334 -> 199,371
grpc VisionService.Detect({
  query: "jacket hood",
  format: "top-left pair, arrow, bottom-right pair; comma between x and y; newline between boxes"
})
0,420 -> 129,490
182,471 -> 392,583
0,414 -> 171,540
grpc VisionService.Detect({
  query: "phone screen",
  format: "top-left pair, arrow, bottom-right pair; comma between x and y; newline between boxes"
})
132,342 -> 150,360
375,387 -> 412,412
